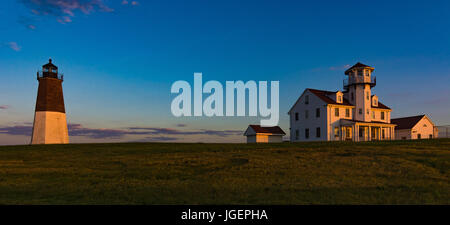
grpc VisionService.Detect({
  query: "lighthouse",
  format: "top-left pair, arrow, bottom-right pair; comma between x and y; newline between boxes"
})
31,59 -> 69,144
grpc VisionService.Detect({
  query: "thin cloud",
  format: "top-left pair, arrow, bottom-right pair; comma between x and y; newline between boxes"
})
19,0 -> 114,25
0,123 -> 243,140
0,125 -> 32,136
127,127 -> 242,136
122,0 -> 139,6
0,105 -> 10,110
68,123 -> 127,139
6,42 -> 21,51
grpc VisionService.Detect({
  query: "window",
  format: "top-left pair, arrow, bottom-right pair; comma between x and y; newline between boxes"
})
381,112 -> 385,120
382,129 -> 385,139
366,92 -> 370,100
316,108 -> 320,118
295,130 -> 299,140
305,129 -> 309,139
417,134 -> 421,139
345,108 -> 350,117
335,108 -> 339,117
429,134 -> 433,139
372,111 -> 375,119
358,70 -> 363,76
338,96 -> 342,103
351,92 -> 354,101
367,109 -> 369,115
334,127 -> 339,137
305,95 -> 309,105
359,127 -> 363,137
316,127 -> 321,138
365,70 -> 370,76
295,112 -> 299,121
402,137 -> 406,140
359,108 -> 362,115
305,110 -> 309,119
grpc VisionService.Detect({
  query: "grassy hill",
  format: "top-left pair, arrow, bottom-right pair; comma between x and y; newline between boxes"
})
0,139 -> 449,204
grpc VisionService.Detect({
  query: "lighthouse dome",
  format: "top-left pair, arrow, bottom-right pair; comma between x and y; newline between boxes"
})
43,59 -> 58,70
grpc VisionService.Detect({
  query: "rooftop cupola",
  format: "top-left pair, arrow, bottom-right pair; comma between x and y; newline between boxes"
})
343,62 -> 376,91
344,62 -> 374,75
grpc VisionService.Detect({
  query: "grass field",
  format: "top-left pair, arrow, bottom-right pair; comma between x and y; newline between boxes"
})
0,139 -> 449,204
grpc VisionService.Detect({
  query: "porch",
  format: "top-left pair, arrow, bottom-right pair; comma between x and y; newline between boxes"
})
335,120 -> 396,141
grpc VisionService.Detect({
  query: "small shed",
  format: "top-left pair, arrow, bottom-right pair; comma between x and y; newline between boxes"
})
391,115 -> 438,140
244,125 -> 286,143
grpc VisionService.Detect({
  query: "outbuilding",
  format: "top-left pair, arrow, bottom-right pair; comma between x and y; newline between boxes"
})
244,125 -> 286,143
391,115 -> 438,140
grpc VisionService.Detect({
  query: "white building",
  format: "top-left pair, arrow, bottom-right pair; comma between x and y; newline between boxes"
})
391,115 -> 438,140
244,125 -> 286,143
288,62 -> 396,142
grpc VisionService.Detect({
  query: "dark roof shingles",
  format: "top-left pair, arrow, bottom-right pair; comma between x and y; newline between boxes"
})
345,62 -> 373,74
307,89 -> 352,106
249,125 -> 286,135
307,88 -> 390,109
391,115 -> 425,129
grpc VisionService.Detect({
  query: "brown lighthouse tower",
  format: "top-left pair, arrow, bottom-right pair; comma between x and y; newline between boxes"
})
31,59 -> 69,144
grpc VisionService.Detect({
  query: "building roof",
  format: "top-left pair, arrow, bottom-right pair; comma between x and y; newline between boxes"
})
288,87 -> 391,114
345,62 -> 374,74
391,115 -> 426,130
372,101 -> 391,110
306,88 -> 390,109
307,88 -> 353,106
247,125 -> 286,135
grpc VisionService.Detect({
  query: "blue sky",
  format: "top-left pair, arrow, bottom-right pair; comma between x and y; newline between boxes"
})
1,0 -> 449,144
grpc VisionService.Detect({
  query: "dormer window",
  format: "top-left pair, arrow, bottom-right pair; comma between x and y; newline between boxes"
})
372,95 -> 379,107
305,95 -> 309,104
336,92 -> 343,104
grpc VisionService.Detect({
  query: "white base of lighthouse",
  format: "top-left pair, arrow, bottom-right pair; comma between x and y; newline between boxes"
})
31,111 -> 69,144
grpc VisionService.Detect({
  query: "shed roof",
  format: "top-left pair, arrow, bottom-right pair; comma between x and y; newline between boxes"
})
247,125 -> 286,135
391,115 -> 426,130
